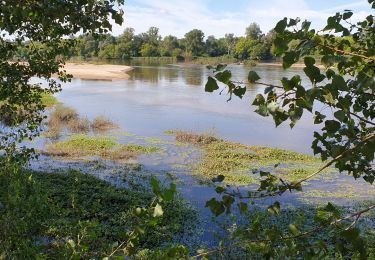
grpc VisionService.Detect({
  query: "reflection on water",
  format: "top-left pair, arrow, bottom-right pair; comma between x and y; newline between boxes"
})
57,63 -> 319,154
128,64 -> 205,86
34,62 -> 373,247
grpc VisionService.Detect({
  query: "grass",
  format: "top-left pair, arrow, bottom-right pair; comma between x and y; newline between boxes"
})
68,117 -> 91,133
45,106 -> 120,138
190,56 -> 238,65
91,116 -> 119,132
44,134 -> 161,161
168,131 -> 326,185
48,104 -> 79,126
41,93 -> 59,108
0,165 -> 198,259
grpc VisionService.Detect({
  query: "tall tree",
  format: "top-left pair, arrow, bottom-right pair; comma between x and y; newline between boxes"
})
224,33 -> 237,55
205,35 -> 226,57
184,29 -> 205,56
245,22 -> 263,40
0,0 -> 124,161
160,35 -> 179,56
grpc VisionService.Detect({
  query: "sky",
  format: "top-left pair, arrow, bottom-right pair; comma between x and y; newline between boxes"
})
112,0 -> 374,38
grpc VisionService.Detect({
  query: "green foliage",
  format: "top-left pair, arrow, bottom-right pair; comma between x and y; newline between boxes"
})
169,130 -> 324,185
203,2 -> 375,258
0,164 -> 197,259
184,29 -> 205,57
0,0 -> 124,162
44,134 -> 161,160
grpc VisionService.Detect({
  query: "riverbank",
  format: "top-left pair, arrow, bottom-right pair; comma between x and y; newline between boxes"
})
62,63 -> 133,80
256,62 -> 325,69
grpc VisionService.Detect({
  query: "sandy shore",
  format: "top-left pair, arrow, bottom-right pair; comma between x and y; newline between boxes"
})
61,63 -> 133,80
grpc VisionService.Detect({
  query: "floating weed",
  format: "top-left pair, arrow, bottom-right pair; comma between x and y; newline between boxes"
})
300,184 -> 375,201
169,131 -> 329,185
0,168 -> 199,258
44,134 -> 161,162
91,116 -> 119,132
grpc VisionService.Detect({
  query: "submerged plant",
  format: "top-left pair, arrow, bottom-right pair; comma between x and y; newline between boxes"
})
44,134 -> 161,161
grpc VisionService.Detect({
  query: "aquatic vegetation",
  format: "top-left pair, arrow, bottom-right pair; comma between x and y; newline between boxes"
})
67,117 -> 91,133
91,116 -> 119,132
41,93 -> 59,108
0,166 -> 199,258
169,131 -> 326,185
44,134 -> 161,161
47,104 -> 79,128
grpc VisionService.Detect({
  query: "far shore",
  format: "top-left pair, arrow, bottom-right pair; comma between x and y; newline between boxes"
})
256,62 -> 325,69
61,63 -> 133,80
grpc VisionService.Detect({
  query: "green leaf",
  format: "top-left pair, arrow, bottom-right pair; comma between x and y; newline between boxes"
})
343,11 -> 353,20
216,64 -> 227,71
205,198 -> 225,216
288,224 -> 300,236
215,186 -> 226,193
248,71 -> 260,83
283,51 -> 299,69
325,120 -> 341,133
233,86 -> 247,98
215,70 -> 232,84
205,76 -> 219,92
304,56 -> 316,67
238,202 -> 248,214
334,110 -> 346,122
153,203 -> 164,217
274,18 -> 288,33
255,104 -> 269,117
252,94 -> 265,105
267,201 -> 281,215
212,175 -> 225,182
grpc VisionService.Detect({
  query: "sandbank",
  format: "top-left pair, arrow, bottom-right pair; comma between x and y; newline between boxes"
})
61,63 -> 133,80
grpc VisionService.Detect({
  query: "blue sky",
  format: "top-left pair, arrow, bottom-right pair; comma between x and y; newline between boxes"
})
112,0 -> 374,38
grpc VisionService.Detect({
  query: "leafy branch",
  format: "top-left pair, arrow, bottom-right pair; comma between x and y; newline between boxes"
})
192,204 -> 375,259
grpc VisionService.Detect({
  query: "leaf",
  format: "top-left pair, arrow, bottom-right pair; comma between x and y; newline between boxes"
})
205,76 -> 219,92
215,70 -> 232,84
212,175 -> 225,182
233,86 -> 247,98
215,64 -> 227,71
274,18 -> 288,33
334,110 -> 346,122
153,203 -> 164,217
248,71 -> 260,83
304,56 -> 316,67
215,186 -> 226,193
267,201 -> 281,215
255,104 -> 269,117
205,198 -> 225,216
343,11 -> 353,20
283,51 -> 299,69
252,94 -> 265,105
238,202 -> 248,214
288,224 -> 300,236
325,120 -> 341,133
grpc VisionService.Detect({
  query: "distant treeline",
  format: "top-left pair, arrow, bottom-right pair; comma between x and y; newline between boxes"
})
66,23 -> 277,62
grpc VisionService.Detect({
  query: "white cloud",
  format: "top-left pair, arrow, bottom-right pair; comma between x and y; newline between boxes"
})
111,0 -> 373,38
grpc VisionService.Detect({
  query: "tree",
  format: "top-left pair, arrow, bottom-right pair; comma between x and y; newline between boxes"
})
245,22 -> 263,40
140,43 -> 159,57
160,35 -> 179,56
204,2 -> 375,258
0,0 -> 124,162
142,26 -> 161,47
205,35 -> 226,57
224,33 -> 237,56
184,29 -> 205,56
